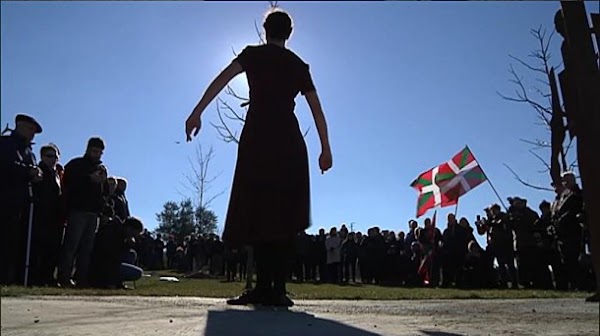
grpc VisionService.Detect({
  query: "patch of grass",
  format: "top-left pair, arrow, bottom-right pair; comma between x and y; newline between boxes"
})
0,271 -> 590,300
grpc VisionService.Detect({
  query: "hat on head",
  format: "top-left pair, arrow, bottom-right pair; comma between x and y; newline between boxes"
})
512,196 -> 527,203
15,114 -> 42,133
87,137 -> 105,150
489,203 -> 501,210
561,171 -> 576,179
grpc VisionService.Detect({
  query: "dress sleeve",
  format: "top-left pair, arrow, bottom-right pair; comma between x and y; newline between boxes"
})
299,63 -> 316,95
233,46 -> 252,71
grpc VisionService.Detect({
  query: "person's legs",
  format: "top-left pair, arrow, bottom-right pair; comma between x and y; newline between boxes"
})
244,245 -> 254,289
563,243 -> 580,290
123,249 -> 137,265
42,225 -> 64,285
227,243 -> 270,305
27,233 -> 44,287
441,256 -> 452,287
350,258 -> 357,282
73,213 -> 98,287
270,240 -> 294,307
272,242 -> 291,294
120,263 -> 143,282
57,212 -> 87,286
253,243 -> 272,292
587,217 -> 600,301
343,258 -> 350,283
0,213 -> 20,285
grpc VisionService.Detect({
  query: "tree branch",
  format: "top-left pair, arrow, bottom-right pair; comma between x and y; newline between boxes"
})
528,149 -> 552,173
563,136 -> 574,157
568,157 -> 578,171
497,65 -> 553,119
508,54 -> 547,75
503,163 -> 554,192
1,123 -> 11,136
210,99 -> 242,144
218,98 -> 246,123
499,25 -> 566,192
302,127 -> 311,138
254,20 -> 265,45
181,143 -> 222,211
175,185 -> 193,200
519,138 -> 551,149
224,85 -> 249,102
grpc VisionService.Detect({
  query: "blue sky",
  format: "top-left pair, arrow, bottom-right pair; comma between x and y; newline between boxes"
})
1,1 -> 580,247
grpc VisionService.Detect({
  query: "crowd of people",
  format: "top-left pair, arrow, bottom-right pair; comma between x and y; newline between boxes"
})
1,114 -> 145,289
161,172 -> 594,293
273,181 -> 594,291
1,114 -> 596,294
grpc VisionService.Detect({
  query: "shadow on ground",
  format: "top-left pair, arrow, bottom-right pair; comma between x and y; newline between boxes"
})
204,308 -> 382,336
419,331 -> 466,336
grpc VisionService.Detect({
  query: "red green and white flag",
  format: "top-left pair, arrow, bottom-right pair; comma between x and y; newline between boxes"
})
410,146 -> 487,217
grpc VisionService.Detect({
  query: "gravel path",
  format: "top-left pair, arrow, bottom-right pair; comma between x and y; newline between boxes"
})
1,296 -> 598,336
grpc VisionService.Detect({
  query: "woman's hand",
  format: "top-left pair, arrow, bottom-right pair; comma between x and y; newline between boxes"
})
185,111 -> 201,142
185,61 -> 243,143
319,147 -> 332,174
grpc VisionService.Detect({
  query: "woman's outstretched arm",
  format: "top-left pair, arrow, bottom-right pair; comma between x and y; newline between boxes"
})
185,61 -> 243,141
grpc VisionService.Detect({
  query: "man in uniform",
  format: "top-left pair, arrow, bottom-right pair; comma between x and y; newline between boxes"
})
552,171 -> 585,290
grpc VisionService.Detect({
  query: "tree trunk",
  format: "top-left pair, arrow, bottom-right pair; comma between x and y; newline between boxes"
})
560,1 -> 600,294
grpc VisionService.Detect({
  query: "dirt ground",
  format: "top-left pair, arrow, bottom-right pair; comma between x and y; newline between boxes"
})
1,296 -> 598,336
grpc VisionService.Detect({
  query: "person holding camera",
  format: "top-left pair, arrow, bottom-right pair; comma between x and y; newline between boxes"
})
533,200 -> 559,289
506,197 -> 539,289
476,204 -> 517,289
88,176 -> 122,288
120,217 -> 144,283
57,137 -> 107,288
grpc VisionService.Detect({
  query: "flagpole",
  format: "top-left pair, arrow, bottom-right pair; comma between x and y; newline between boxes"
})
429,210 -> 437,287
454,198 -> 459,216
466,145 -> 508,211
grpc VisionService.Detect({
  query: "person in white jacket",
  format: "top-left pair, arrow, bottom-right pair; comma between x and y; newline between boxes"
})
325,227 -> 342,284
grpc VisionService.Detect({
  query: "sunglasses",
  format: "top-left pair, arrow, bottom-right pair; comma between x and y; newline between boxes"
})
43,154 -> 58,159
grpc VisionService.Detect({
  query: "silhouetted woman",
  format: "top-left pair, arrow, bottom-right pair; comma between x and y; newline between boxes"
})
185,9 -> 333,307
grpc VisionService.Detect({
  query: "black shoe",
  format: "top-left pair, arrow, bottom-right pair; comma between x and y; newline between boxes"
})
585,292 -> 600,303
226,289 -> 268,306
268,293 -> 294,307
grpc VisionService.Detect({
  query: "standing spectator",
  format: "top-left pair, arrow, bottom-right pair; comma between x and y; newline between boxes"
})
30,144 -> 64,286
154,234 -> 165,270
166,235 -> 176,269
0,114 -> 43,285
341,232 -> 358,283
57,137 -> 106,288
325,227 -> 342,284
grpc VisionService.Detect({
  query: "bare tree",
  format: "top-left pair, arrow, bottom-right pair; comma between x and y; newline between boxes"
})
498,26 -> 578,192
210,0 -> 310,144
179,143 -> 224,210
1,123 -> 11,136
